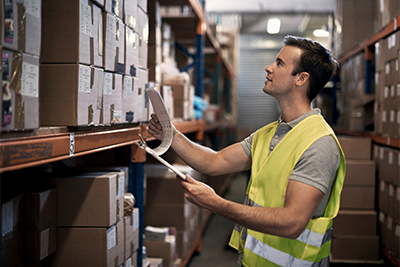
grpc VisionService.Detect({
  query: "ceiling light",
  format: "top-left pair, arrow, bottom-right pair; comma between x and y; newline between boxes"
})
313,29 -> 329,37
267,18 -> 281,34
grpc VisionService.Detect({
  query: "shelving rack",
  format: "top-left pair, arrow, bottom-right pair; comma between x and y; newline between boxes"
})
336,13 -> 400,267
0,0 -> 236,266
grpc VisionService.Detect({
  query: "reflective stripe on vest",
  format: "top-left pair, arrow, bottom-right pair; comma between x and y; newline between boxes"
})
245,234 -> 330,267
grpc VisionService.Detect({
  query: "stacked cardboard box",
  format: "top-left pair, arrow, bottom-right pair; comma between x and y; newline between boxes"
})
332,136 -> 380,261
374,143 -> 400,259
1,0 -> 41,131
47,172 -> 126,266
40,0 -> 149,126
143,164 -> 202,261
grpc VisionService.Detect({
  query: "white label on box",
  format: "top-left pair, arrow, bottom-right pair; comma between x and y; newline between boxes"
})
386,63 -> 390,75
106,14 -> 116,42
113,110 -> 122,123
21,62 -> 39,97
97,71 -> 103,110
78,65 -> 91,93
389,151 -> 393,164
375,73 -> 379,85
40,228 -> 50,261
388,216 -> 393,230
390,110 -> 395,122
379,211 -> 385,223
380,180 -> 385,191
103,72 -> 113,95
133,210 -> 139,231
117,175 -> 124,198
125,258 -> 132,267
389,184 -> 394,197
380,0 -> 385,12
384,86 -> 389,98
396,224 -> 400,237
184,203 -> 189,217
2,201 -> 13,236
80,0 -> 92,35
123,76 -> 133,99
382,111 -> 387,122
380,147 -> 384,160
24,0 -> 40,18
107,225 -> 116,250
391,85 -> 396,97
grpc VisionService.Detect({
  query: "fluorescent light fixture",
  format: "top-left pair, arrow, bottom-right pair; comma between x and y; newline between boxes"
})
313,29 -> 329,37
267,18 -> 281,34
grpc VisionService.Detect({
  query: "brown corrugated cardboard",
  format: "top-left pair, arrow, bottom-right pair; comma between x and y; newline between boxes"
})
24,188 -> 57,262
340,186 -> 375,209
344,160 -> 375,186
388,184 -> 400,221
49,219 -> 125,267
333,210 -> 377,236
1,194 -> 24,267
49,172 -> 125,227
103,72 -> 124,124
337,136 -> 371,160
104,12 -> 125,73
138,8 -> 149,68
105,0 -> 124,19
176,230 -> 189,259
2,0 -> 41,56
392,221 -> 400,258
40,64 -> 103,127
1,50 -> 39,131
76,166 -> 129,193
144,203 -> 190,231
143,235 -> 176,267
125,27 -> 139,76
376,0 -> 400,30
122,74 -> 139,123
124,209 -> 139,261
148,0 -> 162,46
125,250 -> 138,267
42,0 -> 103,67
124,0 -> 138,31
378,180 -> 389,213
331,235 -> 379,261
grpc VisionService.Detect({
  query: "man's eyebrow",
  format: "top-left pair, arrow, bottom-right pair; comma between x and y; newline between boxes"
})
276,57 -> 285,65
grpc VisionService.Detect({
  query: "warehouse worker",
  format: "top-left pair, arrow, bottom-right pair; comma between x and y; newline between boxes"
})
148,35 -> 346,267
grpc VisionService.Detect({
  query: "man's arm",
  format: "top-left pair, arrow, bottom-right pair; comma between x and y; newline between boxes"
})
148,114 -> 251,176
180,176 -> 325,239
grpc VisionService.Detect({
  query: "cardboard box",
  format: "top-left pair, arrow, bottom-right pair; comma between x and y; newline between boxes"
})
75,166 -> 129,193
3,0 -> 41,56
337,136 -> 371,160
24,188 -> 57,262
143,235 -> 176,267
93,0 -> 105,7
344,160 -> 375,186
331,235 -> 379,261
124,209 -> 140,261
49,219 -> 125,267
377,0 -> 400,32
392,221 -> 400,258
333,210 -> 377,236
124,0 -> 138,31
125,250 -> 138,267
40,64 -> 103,127
176,230 -> 189,259
138,8 -> 149,68
144,203 -> 189,231
375,41 -> 386,72
378,180 -> 389,213
103,72 -> 124,124
125,27 -> 139,76
137,68 -> 149,121
49,172 -> 125,227
340,186 -> 375,209
104,12 -> 125,73
42,0 -> 103,67
148,0 -> 162,46
388,184 -> 400,221
1,50 -> 39,131
145,164 -> 195,204
105,0 -> 124,19
1,194 -> 24,267
137,0 -> 147,13
122,74 -> 139,123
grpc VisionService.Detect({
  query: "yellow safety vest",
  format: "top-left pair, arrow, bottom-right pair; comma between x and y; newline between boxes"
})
229,115 -> 346,267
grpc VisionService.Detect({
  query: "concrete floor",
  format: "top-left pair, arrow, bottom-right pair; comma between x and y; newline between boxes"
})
186,173 -> 395,267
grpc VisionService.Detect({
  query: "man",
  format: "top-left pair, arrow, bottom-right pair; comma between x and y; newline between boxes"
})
148,35 -> 346,266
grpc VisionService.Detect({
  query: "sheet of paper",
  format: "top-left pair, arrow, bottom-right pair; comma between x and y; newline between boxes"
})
146,87 -> 173,156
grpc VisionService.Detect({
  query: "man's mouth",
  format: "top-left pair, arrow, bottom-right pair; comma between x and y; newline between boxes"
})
266,77 -> 272,82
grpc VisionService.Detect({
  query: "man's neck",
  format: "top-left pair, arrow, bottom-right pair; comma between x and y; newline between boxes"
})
279,103 -> 312,123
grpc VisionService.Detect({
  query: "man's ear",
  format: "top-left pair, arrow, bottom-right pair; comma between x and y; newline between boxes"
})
296,72 -> 310,87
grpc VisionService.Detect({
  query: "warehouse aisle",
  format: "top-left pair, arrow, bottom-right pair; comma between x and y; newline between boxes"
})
187,173 -> 249,267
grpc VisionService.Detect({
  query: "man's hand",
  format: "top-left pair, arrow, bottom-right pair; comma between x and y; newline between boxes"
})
178,175 -> 220,211
148,113 -> 176,141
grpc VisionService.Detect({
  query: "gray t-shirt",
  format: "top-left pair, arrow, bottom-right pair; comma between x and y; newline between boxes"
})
240,109 -> 340,218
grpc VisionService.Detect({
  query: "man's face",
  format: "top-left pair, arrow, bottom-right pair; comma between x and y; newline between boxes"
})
263,45 -> 303,98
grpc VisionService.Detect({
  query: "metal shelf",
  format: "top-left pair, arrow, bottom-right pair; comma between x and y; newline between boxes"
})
334,128 -> 400,149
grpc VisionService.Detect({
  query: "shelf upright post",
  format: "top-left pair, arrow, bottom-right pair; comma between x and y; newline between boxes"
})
129,133 -> 147,267
195,20 -> 205,97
